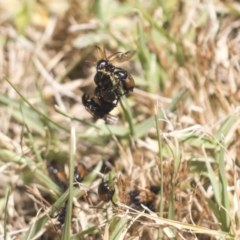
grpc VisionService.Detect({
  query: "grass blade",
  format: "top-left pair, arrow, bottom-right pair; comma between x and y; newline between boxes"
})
134,89 -> 187,138
218,144 -> 230,231
61,127 -> 75,239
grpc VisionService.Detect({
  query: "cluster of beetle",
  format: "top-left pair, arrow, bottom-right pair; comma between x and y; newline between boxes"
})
47,47 -> 160,227
49,161 -> 159,225
82,46 -> 136,124
49,162 -> 116,224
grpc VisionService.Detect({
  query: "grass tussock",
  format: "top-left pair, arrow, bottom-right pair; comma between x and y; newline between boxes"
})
0,0 -> 240,239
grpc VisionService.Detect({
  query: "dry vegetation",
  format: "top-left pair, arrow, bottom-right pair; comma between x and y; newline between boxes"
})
1,0 -> 240,239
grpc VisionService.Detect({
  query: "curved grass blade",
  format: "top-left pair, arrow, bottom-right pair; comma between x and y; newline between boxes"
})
4,77 -> 68,132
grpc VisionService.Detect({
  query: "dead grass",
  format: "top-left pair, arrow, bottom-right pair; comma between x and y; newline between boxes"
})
0,0 -> 240,239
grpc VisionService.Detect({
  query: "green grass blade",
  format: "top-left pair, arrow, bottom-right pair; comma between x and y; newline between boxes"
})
22,188 -> 82,240
22,190 -> 69,240
215,113 -> 238,142
0,148 -> 61,195
204,149 -> 221,206
155,112 -> 163,239
218,144 -> 230,231
120,95 -> 134,137
0,93 -> 45,135
61,127 -> 75,239
110,216 -> 128,240
134,89 -> 187,138
4,77 -> 68,132
181,135 -> 216,149
71,226 -> 98,239
3,188 -> 11,240
56,106 -> 129,137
